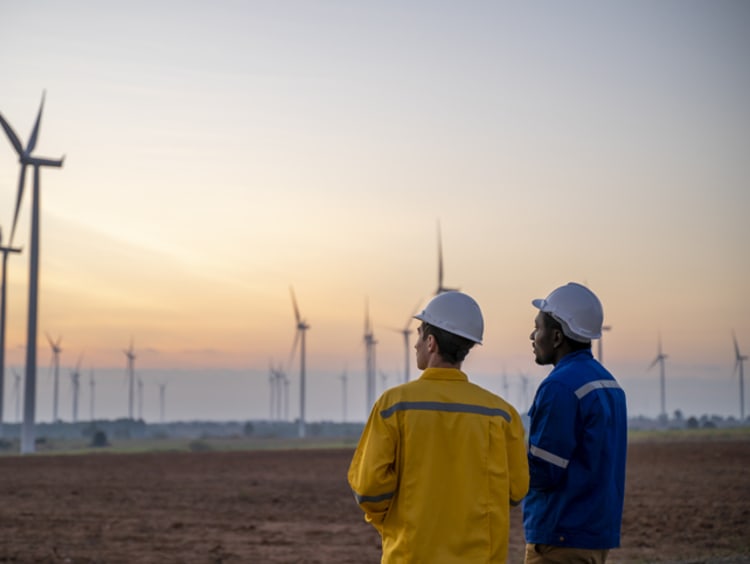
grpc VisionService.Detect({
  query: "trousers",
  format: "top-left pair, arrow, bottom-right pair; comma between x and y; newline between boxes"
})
524,543 -> 609,564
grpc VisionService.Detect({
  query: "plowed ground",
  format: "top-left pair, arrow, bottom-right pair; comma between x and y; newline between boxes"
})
0,438 -> 748,563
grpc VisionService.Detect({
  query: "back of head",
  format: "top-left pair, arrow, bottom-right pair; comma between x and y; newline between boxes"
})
532,282 -> 603,342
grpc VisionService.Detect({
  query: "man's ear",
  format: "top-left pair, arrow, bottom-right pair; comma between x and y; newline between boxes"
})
552,329 -> 565,349
426,334 -> 438,353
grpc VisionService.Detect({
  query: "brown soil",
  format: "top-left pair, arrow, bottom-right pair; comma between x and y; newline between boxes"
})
0,439 -> 748,563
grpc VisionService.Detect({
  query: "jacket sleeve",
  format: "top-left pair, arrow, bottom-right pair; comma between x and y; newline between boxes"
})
527,381 -> 577,491
506,407 -> 530,506
347,400 -> 398,532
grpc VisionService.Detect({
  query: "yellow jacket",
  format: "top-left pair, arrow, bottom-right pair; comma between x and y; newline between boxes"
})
348,368 -> 529,563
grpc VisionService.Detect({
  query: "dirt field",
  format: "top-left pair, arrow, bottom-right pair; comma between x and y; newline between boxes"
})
0,437 -> 748,563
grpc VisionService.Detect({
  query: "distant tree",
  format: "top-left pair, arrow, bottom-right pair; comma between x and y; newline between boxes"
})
686,416 -> 699,429
90,430 -> 110,447
243,422 -> 254,437
673,409 -> 684,423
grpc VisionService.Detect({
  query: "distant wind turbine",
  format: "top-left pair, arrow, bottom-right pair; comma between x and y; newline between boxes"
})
435,221 -> 458,295
158,381 -> 168,423
390,300 -> 421,384
123,339 -> 136,419
289,287 -> 310,438
649,335 -> 668,420
137,377 -> 144,420
69,354 -> 83,423
379,370 -> 389,394
0,228 -> 22,433
339,370 -> 348,423
732,331 -> 747,421
46,333 -> 63,422
364,299 -> 377,412
0,91 -> 65,454
12,368 -> 22,423
597,325 -> 612,363
88,369 -> 95,421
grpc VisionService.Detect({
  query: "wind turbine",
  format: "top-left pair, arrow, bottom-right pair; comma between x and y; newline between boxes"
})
0,91 -> 65,454
137,377 -> 144,420
46,333 -> 62,422
12,368 -> 21,423
0,228 -> 21,434
597,325 -> 612,363
390,300 -> 422,384
289,287 -> 309,438
88,369 -> 95,421
339,370 -> 348,423
364,299 -> 377,411
69,354 -> 83,423
732,331 -> 747,421
649,335 -> 668,420
123,339 -> 136,419
379,370 -> 389,394
435,221 -> 458,295
158,380 -> 168,423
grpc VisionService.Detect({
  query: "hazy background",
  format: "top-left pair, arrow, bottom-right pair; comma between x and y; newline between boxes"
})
1,1 -> 748,424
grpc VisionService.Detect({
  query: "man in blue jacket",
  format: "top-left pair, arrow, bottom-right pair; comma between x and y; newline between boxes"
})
524,282 -> 627,564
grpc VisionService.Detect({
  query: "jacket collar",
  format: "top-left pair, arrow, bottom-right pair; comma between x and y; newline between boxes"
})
418,367 -> 468,382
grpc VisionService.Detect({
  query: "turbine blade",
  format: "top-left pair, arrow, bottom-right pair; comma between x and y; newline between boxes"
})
287,330 -> 301,372
28,155 -> 64,167
0,113 -> 25,155
9,165 -> 27,245
289,286 -> 301,324
648,357 -> 659,369
733,331 -> 741,359
26,91 -> 45,154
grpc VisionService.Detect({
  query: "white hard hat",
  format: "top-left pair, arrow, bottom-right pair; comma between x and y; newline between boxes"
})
532,282 -> 603,342
414,291 -> 484,344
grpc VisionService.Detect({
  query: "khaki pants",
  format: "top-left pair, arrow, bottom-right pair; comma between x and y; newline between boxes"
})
524,543 -> 608,564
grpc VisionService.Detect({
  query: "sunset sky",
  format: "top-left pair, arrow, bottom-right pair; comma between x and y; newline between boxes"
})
1,1 -> 748,424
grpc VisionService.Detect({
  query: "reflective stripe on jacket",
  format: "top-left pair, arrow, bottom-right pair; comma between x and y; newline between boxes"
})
348,367 -> 529,563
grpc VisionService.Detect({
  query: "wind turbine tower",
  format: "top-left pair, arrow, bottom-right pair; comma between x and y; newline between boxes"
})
158,381 -> 167,423
0,228 -> 21,435
649,336 -> 668,420
12,368 -> 21,423
137,377 -> 144,420
70,355 -> 82,423
733,331 -> 748,421
46,333 -> 62,422
435,221 -> 459,295
0,91 -> 65,454
123,340 -> 136,419
88,369 -> 95,421
597,325 -> 612,363
289,287 -> 310,438
339,370 -> 348,423
364,299 -> 377,411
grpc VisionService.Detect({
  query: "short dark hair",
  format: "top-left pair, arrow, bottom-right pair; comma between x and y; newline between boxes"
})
541,313 -> 592,352
420,322 -> 476,364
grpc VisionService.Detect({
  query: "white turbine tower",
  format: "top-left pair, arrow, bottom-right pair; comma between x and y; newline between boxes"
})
0,91 -> 65,454
390,301 -> 421,384
339,370 -> 348,423
123,340 -> 136,419
88,369 -> 95,421
0,228 -> 21,435
69,354 -> 83,423
597,325 -> 612,363
649,335 -> 668,421
732,331 -> 747,421
364,299 -> 377,412
289,287 -> 309,438
12,368 -> 22,423
158,381 -> 168,423
436,221 -> 458,295
46,333 -> 63,422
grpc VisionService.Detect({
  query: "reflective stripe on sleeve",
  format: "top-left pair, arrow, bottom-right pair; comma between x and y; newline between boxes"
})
352,490 -> 395,504
380,401 -> 511,422
529,444 -> 569,469
574,379 -> 622,399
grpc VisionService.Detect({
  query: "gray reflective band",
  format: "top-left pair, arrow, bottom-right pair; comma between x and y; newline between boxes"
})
380,401 -> 511,422
574,379 -> 622,399
529,444 -> 569,469
353,490 -> 394,504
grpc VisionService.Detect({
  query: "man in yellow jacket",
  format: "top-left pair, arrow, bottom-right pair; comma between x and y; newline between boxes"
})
348,291 -> 529,563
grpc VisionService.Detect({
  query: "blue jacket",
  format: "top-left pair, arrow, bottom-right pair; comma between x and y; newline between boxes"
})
523,349 -> 627,549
